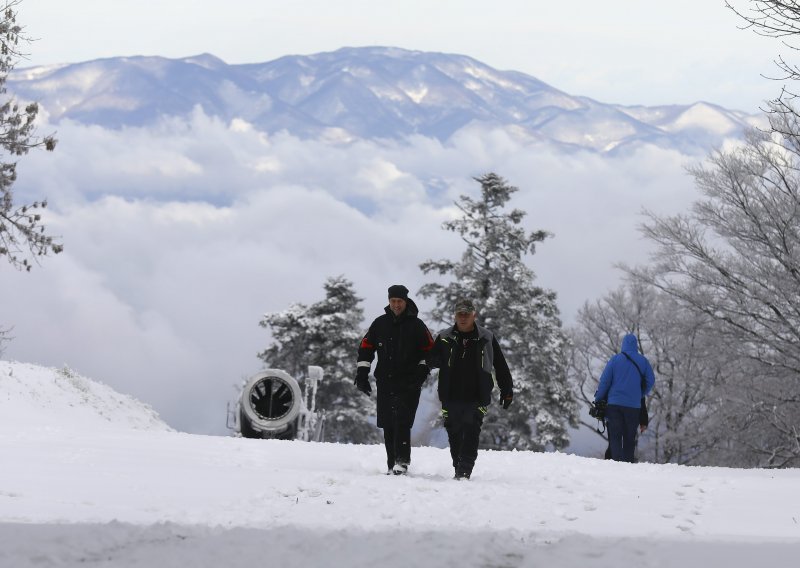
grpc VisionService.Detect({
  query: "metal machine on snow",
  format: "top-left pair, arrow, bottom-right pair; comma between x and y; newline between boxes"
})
227,366 -> 325,441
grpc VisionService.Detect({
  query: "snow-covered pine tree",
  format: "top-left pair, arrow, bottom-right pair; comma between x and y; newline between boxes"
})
420,173 -> 577,451
0,1 -> 60,270
258,276 -> 381,444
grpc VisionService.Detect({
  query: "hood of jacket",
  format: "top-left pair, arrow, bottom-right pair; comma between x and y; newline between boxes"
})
621,333 -> 639,354
439,322 -> 491,343
384,297 -> 420,320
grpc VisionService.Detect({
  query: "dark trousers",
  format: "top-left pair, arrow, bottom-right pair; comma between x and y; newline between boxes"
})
606,404 -> 641,463
605,400 -> 647,460
444,401 -> 484,475
378,388 -> 421,470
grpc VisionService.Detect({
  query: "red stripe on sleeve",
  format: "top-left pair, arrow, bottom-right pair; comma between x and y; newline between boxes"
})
421,329 -> 434,352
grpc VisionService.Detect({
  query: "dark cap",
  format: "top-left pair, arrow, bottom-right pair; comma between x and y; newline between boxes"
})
454,298 -> 476,313
388,284 -> 409,300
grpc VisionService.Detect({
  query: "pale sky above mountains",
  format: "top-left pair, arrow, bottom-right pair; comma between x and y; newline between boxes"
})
20,0 -> 783,112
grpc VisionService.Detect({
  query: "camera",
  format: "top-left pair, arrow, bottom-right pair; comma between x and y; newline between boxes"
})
589,399 -> 607,420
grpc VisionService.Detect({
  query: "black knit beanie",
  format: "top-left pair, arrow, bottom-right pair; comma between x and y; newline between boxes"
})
387,284 -> 409,300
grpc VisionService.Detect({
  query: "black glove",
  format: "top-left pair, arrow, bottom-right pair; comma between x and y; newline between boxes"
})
501,393 -> 513,410
354,367 -> 371,396
414,365 -> 429,389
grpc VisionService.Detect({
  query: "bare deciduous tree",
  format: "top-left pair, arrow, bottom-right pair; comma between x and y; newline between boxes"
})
629,125 -> 800,375
622,112 -> 800,467
726,1 -> 800,125
570,282 -> 730,465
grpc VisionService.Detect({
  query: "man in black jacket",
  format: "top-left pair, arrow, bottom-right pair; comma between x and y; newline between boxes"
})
355,284 -> 434,475
429,298 -> 513,480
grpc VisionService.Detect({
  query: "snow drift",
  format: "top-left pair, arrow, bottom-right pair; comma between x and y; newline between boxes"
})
0,361 -> 170,433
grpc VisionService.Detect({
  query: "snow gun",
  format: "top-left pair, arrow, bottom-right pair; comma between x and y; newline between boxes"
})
227,366 -> 325,441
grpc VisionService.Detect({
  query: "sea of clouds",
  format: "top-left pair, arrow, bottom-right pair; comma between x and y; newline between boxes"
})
1,107 -> 708,436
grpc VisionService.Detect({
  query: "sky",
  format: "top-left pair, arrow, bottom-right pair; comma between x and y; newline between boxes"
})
17,0 -> 784,112
0,0 -> 793,437
1,360 -> 800,567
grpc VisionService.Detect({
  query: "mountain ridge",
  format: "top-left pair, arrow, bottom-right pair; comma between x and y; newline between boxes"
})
8,46 -> 762,153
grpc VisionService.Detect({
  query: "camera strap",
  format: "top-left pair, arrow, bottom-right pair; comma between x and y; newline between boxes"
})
595,411 -> 606,434
621,351 -> 647,392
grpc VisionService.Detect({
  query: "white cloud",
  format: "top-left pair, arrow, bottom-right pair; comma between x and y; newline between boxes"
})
2,111 -> 705,434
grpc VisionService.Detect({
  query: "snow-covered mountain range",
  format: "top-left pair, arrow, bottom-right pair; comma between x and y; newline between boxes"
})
9,47 -> 761,153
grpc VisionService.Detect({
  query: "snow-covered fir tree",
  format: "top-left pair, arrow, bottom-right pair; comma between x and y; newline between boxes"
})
0,1 -> 60,270
419,173 -> 577,451
258,276 -> 381,444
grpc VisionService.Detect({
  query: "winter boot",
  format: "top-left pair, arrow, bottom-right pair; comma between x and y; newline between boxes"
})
392,461 -> 409,475
454,468 -> 471,480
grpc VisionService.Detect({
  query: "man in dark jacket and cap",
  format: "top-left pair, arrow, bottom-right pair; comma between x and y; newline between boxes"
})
355,284 -> 434,475
595,333 -> 656,463
429,298 -> 514,480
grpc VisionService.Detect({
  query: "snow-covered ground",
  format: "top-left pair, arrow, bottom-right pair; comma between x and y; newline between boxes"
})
1,361 -> 799,567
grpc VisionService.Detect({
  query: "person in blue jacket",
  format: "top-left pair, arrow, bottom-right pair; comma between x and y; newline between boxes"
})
595,333 -> 655,462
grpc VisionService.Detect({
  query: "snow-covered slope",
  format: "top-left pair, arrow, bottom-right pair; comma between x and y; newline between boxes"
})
0,361 -> 799,566
8,47 -> 762,153
0,361 -> 171,433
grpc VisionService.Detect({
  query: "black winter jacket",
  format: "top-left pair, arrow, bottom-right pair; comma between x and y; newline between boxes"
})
429,323 -> 513,407
357,298 -> 434,391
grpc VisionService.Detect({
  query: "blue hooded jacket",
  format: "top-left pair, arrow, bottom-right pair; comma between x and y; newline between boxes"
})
595,334 -> 655,409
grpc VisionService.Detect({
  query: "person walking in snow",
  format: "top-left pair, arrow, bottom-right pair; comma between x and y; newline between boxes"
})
355,284 -> 434,475
428,298 -> 514,480
595,333 -> 655,463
